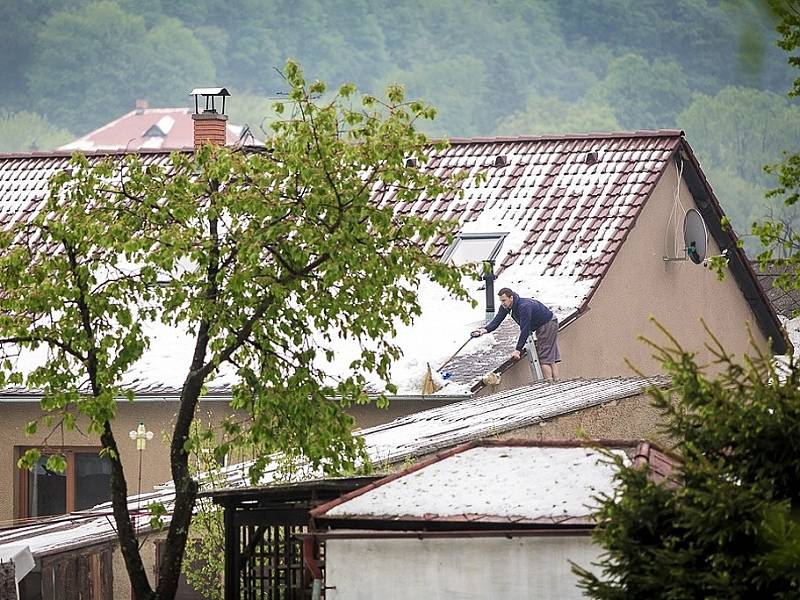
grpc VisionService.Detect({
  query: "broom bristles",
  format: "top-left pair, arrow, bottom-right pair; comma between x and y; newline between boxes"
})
421,362 -> 441,395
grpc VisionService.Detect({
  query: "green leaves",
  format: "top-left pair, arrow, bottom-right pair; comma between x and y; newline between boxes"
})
577,325 -> 800,598
0,60 -> 468,599
148,501 -> 168,531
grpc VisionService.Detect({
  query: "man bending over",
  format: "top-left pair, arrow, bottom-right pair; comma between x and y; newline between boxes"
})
471,287 -> 560,380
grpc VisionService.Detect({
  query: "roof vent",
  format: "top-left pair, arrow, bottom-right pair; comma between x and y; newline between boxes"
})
143,125 -> 165,137
493,155 -> 508,168
584,151 -> 598,165
405,157 -> 418,168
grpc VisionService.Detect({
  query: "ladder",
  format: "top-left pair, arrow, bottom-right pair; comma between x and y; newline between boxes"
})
525,332 -> 544,381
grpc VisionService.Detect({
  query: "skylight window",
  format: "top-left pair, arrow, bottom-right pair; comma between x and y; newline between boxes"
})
443,232 -> 507,266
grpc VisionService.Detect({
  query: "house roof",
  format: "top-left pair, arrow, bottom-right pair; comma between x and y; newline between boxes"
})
754,262 -> 800,319
360,375 -> 667,465
0,375 -> 665,556
0,130 -> 784,394
58,108 -> 255,152
311,438 -> 677,528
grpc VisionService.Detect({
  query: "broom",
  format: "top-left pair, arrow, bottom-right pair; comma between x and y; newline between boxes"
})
421,336 -> 475,395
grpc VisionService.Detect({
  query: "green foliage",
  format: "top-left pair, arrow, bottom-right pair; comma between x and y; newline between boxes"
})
182,420 -> 228,600
576,323 -> 800,598
591,54 -> 690,129
225,93 -> 279,139
27,1 -> 215,133
0,63 -> 469,599
749,4 -> 800,286
496,95 -> 620,136
0,111 -> 73,153
678,86 -> 800,185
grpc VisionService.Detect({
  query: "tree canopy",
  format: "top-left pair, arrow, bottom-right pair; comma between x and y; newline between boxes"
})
4,1 -> 795,253
576,325 -> 800,598
0,63 -> 468,600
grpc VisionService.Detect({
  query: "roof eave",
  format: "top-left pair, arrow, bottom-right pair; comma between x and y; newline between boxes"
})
678,139 -> 787,354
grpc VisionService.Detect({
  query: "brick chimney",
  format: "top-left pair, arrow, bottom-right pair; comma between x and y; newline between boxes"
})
189,87 -> 230,149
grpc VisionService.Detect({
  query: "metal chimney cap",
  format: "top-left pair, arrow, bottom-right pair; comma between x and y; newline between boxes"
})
189,87 -> 230,97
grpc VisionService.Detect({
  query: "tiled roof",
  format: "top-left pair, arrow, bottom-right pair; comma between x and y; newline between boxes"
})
382,130 -> 681,287
312,439 -> 648,527
58,108 -> 255,152
0,375 -> 665,555
754,263 -> 800,319
0,130 -> 783,392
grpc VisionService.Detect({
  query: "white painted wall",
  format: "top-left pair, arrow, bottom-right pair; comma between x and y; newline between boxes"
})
325,535 -> 601,600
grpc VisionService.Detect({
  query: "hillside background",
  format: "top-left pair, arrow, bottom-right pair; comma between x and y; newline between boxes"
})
1,0 -> 797,247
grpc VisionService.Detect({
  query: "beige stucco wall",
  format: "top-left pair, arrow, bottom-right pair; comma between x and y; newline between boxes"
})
493,164 -> 769,384
493,392 -> 669,447
0,400 -> 236,523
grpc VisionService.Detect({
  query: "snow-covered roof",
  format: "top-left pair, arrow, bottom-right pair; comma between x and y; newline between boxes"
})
58,107 -> 255,152
0,131 -> 687,395
313,441 -> 631,526
2,130 -> 782,389
0,375 -> 665,556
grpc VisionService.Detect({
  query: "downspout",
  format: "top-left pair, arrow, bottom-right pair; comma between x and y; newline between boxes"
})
484,260 -> 496,321
302,536 -> 324,600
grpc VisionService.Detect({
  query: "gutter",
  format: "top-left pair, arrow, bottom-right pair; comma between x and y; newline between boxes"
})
297,528 -> 592,541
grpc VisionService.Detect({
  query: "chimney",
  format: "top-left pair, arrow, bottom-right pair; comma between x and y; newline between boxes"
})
135,98 -> 149,110
484,260 -> 496,320
189,87 -> 230,148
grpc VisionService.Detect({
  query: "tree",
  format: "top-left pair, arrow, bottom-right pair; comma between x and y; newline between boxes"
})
677,86 -> 800,185
496,95 -> 620,136
28,1 -> 216,134
575,324 -> 800,598
0,111 -> 73,153
576,12 -> 800,595
590,54 -> 690,130
0,62 -> 468,600
752,3 -> 800,284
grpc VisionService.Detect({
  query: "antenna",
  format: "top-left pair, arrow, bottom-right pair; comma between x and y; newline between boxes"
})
683,208 -> 708,265
662,157 -> 709,265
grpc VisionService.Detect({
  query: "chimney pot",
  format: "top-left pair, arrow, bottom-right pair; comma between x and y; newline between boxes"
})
189,87 -> 231,148
135,98 -> 149,110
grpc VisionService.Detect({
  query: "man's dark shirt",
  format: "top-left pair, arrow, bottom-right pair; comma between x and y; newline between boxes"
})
484,293 -> 554,351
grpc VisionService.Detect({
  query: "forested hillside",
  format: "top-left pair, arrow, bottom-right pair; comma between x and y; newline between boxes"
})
0,0 -> 797,242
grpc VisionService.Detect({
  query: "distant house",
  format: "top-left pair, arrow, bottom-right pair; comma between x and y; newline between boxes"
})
754,262 -> 800,319
309,439 -> 678,600
58,106 -> 255,152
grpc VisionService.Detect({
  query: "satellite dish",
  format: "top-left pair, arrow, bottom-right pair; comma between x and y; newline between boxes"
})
683,208 -> 707,265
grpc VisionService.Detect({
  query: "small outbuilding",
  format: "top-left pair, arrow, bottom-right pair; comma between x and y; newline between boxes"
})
308,439 -> 678,600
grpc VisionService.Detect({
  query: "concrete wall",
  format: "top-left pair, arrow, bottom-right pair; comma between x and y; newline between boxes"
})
0,400 -> 236,523
490,164 -> 769,385
494,391 -> 669,447
346,398 -> 460,429
325,536 -> 601,600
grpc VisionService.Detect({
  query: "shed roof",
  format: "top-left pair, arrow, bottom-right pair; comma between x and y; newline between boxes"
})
0,375 -> 664,556
311,438 -> 678,528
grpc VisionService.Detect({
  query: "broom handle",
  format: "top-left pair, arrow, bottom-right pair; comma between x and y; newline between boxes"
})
438,337 -> 473,371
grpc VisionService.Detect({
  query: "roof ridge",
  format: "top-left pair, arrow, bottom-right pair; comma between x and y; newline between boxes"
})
0,148 -> 183,160
439,129 -> 684,145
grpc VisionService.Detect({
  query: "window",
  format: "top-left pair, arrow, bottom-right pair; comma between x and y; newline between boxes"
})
442,232 -> 507,266
17,447 -> 112,518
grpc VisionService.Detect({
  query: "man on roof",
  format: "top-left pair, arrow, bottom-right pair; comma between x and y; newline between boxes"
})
471,287 -> 560,380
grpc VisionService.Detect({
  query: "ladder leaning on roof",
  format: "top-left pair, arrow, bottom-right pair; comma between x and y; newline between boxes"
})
525,333 -> 544,381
